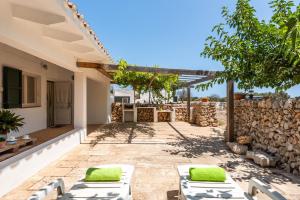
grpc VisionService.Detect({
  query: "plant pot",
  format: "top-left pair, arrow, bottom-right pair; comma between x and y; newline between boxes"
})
0,130 -> 8,135
201,98 -> 209,102
0,141 -> 6,148
234,93 -> 246,100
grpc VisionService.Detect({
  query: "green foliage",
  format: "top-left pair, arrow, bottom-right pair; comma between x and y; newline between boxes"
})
252,91 -> 290,99
198,0 -> 300,92
113,59 -> 179,102
208,94 -> 226,102
0,110 -> 24,134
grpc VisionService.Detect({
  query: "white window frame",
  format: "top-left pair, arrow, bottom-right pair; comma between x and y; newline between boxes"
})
22,72 -> 41,108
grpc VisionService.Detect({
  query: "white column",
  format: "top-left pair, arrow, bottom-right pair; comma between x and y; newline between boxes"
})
133,106 -> 137,122
105,83 -> 112,123
170,109 -> 175,122
74,72 -> 87,142
154,108 -> 158,122
87,80 -> 111,124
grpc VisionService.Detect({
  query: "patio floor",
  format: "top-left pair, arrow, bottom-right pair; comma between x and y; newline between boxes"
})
2,122 -> 300,200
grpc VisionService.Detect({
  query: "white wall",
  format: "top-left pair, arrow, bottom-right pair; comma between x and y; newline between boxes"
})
0,43 -> 73,136
87,78 -> 111,124
0,128 -> 85,198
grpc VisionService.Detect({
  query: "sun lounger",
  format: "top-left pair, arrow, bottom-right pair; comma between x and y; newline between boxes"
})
177,164 -> 287,200
28,164 -> 134,200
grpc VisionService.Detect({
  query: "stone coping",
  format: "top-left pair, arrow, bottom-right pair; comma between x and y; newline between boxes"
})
0,128 -> 80,169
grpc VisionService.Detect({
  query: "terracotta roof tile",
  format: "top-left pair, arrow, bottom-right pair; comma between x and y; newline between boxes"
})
64,0 -> 114,63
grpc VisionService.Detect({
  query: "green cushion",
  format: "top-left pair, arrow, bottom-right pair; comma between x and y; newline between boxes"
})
189,167 -> 226,182
85,167 -> 122,182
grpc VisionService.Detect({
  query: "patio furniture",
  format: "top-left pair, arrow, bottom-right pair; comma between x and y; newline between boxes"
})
28,164 -> 134,200
0,138 -> 36,162
177,164 -> 287,200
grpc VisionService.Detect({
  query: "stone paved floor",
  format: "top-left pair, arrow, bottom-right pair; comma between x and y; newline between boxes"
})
2,122 -> 300,200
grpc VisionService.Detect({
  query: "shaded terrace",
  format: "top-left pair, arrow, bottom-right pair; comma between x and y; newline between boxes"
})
3,122 -> 300,200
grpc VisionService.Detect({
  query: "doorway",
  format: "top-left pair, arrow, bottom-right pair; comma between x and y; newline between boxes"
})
47,81 -> 55,127
54,82 -> 73,125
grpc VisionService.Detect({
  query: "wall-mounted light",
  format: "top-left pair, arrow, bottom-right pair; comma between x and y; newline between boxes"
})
41,62 -> 48,70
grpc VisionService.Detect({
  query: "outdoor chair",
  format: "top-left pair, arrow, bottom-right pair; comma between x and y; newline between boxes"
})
177,164 -> 287,200
28,164 -> 134,200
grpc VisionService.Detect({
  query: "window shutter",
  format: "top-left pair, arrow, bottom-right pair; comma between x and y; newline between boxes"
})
3,66 -> 22,109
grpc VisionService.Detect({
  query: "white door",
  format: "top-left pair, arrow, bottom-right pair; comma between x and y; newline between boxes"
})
54,82 -> 72,125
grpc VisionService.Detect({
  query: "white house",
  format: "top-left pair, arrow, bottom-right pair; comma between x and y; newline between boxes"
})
0,0 -> 113,196
112,87 -> 175,104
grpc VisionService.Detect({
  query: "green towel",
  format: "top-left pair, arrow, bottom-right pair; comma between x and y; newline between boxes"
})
85,167 -> 122,182
189,167 -> 226,182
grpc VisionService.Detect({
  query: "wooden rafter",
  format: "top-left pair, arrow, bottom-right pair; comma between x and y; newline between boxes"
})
77,62 -> 217,76
180,76 -> 214,87
78,62 -> 112,79
96,68 -> 113,79
77,61 -> 216,87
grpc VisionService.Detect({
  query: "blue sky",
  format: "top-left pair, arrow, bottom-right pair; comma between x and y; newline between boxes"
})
72,0 -> 300,97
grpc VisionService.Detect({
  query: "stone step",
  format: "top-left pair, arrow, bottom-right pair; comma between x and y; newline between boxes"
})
246,151 -> 277,167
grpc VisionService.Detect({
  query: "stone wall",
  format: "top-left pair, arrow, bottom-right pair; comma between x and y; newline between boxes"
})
137,108 -> 154,122
175,107 -> 188,121
192,103 -> 218,127
158,112 -> 171,122
111,103 -> 218,127
235,99 -> 300,174
111,103 -> 122,122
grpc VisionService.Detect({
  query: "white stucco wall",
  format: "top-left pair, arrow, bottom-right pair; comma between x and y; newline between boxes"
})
0,43 -> 73,136
87,78 -> 111,124
0,128 -> 85,198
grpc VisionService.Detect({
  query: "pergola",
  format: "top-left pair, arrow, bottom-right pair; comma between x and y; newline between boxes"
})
77,62 -> 234,142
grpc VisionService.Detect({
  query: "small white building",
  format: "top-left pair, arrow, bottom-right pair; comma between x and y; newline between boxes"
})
0,0 -> 113,197
112,87 -> 175,104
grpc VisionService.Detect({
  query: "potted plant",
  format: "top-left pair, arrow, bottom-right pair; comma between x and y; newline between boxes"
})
201,97 -> 209,102
0,137 -> 6,148
0,110 -> 24,139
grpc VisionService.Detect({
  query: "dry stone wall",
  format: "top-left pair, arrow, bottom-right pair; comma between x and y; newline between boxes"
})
111,103 -> 122,122
175,107 -> 188,121
137,108 -> 154,122
158,112 -> 171,122
235,99 -> 300,175
192,103 -> 218,127
111,103 -> 218,127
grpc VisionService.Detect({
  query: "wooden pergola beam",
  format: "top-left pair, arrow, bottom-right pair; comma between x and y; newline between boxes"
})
77,62 -> 217,76
77,62 -> 113,79
96,68 -> 113,80
187,86 -> 191,122
226,80 -> 234,142
180,76 -> 214,87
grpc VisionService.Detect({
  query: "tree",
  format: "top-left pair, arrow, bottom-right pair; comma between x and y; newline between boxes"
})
208,94 -> 226,102
113,59 -> 179,103
198,0 -> 300,92
252,91 -> 290,99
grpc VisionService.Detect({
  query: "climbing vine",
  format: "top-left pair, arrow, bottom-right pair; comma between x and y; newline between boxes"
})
113,59 -> 179,102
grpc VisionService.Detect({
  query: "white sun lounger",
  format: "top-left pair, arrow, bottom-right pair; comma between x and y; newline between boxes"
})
177,164 -> 287,200
28,164 -> 134,200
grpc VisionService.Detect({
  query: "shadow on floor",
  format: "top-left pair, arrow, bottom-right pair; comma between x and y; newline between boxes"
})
164,124 -> 298,186
165,124 -> 231,158
88,123 -> 155,146
166,190 -> 179,200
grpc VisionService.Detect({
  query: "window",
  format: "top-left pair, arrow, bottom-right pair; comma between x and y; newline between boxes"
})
114,96 -> 130,103
3,66 -> 22,109
3,67 -> 41,108
22,73 -> 41,107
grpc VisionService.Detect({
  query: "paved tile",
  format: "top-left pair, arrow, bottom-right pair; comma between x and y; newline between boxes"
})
2,122 -> 300,200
